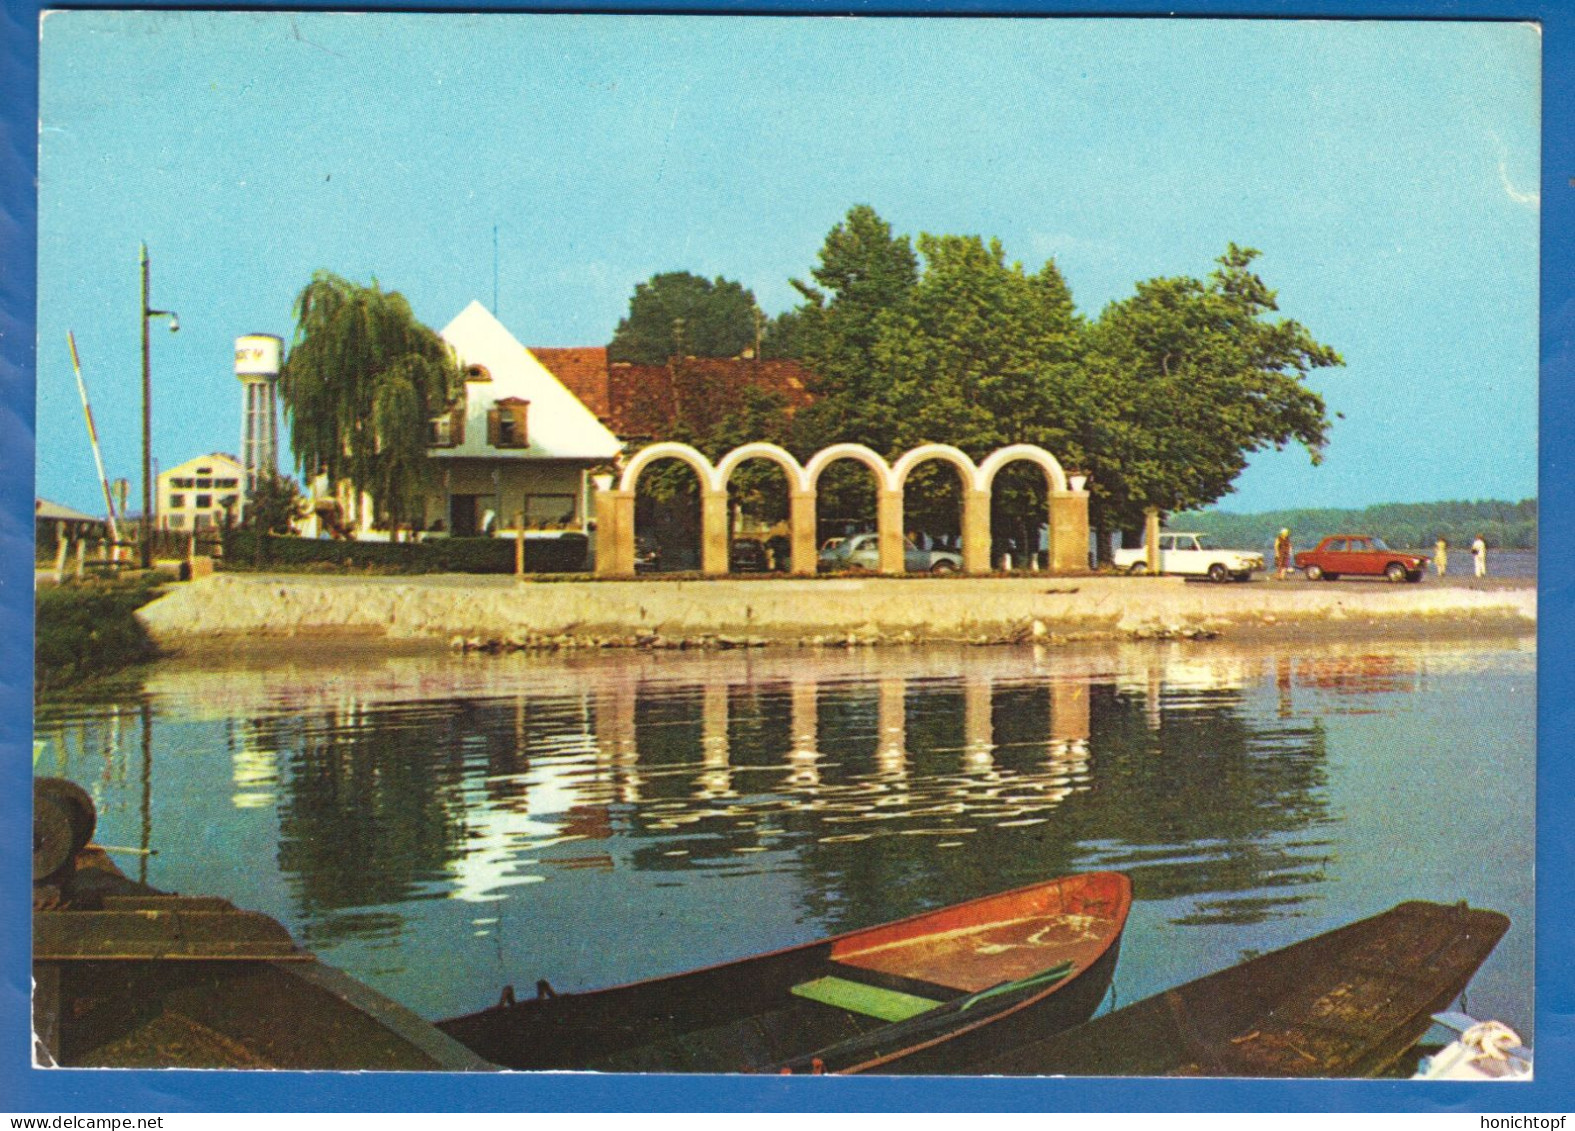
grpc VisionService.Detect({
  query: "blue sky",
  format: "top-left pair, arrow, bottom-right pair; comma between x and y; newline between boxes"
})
35,13 -> 1540,517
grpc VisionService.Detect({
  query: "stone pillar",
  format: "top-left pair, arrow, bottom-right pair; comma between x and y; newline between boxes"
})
962,488 -> 991,573
790,489 -> 817,576
1144,507 -> 1162,574
700,488 -> 729,575
595,488 -> 635,575
877,487 -> 905,574
1048,489 -> 1092,574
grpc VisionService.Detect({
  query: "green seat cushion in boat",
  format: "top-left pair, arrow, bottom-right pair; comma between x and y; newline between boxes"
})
790,976 -> 942,1022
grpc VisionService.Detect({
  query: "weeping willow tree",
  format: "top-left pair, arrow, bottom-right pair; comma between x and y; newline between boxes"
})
279,272 -> 461,537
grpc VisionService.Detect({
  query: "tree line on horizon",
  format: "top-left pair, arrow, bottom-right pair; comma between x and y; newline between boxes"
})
275,205 -> 1345,555
1174,498 -> 1537,553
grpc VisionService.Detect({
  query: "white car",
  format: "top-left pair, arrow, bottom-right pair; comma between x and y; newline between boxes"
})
819,532 -> 962,573
1112,532 -> 1264,582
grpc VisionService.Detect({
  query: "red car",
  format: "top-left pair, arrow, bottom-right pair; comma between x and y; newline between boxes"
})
1294,535 -> 1429,583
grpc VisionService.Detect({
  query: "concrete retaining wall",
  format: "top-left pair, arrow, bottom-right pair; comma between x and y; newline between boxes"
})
137,573 -> 1537,646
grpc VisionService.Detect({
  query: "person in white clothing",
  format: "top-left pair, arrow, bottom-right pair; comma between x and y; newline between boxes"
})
1471,534 -> 1487,578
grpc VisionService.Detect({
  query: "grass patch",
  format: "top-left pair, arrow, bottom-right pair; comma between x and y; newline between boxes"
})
35,575 -> 166,694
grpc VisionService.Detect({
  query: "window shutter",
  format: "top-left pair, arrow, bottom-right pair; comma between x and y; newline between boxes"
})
451,405 -> 465,446
487,408 -> 501,447
512,403 -> 528,447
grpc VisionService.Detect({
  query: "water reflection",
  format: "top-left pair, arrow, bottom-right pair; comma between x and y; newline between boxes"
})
32,636 -> 1534,1030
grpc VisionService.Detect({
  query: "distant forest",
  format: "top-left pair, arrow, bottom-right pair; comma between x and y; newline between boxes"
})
1172,499 -> 1537,553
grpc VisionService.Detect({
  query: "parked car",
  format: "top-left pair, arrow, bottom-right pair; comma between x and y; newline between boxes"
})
1294,535 -> 1428,583
1111,532 -> 1264,582
818,532 -> 962,573
728,538 -> 771,573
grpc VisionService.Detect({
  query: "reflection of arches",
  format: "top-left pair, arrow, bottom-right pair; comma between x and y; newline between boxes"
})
597,440 -> 1088,576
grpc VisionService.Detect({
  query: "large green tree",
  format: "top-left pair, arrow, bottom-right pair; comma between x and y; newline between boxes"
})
1085,245 -> 1342,540
279,272 -> 461,535
871,233 -> 1089,547
873,234 -> 1085,453
608,271 -> 761,363
787,205 -> 920,454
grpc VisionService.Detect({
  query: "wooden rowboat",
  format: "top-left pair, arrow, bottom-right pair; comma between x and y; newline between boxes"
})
959,899 -> 1509,1078
437,871 -> 1131,1074
33,779 -> 493,1071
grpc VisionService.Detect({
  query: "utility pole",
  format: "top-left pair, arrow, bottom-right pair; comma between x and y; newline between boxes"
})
141,246 -> 151,567
140,243 -> 179,568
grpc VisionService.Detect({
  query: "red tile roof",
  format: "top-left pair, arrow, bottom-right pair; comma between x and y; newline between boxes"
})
532,350 -> 817,441
530,347 -> 611,420
608,359 -> 816,440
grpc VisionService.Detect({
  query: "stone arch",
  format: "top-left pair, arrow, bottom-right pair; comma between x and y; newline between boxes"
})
894,444 -> 984,572
598,439 -> 1087,577
618,441 -> 720,494
715,442 -> 810,494
892,444 -> 981,491
804,443 -> 897,494
978,443 -> 1068,494
615,441 -> 718,574
804,443 -> 901,572
716,443 -> 808,573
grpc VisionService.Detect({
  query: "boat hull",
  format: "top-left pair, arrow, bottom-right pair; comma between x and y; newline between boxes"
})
960,900 -> 1510,1078
437,872 -> 1131,1074
33,845 -> 492,1071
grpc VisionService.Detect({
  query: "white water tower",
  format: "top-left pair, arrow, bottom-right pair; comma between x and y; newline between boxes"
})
236,333 -> 284,503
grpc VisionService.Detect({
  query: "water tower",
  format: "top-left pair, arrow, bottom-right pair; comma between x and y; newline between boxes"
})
235,333 -> 283,502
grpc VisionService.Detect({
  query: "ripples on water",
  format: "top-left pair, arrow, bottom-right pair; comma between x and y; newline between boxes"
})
34,637 -> 1535,1044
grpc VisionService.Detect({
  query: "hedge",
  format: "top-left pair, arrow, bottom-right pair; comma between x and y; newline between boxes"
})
221,532 -> 589,574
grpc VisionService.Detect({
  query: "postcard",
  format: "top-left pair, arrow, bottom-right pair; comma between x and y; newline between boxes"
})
15,7 -> 1553,1113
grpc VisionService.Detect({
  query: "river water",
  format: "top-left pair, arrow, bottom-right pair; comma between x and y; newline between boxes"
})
34,634 -> 1535,1063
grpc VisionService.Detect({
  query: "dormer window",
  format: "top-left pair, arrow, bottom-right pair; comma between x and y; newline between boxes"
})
429,404 -> 465,447
465,364 -> 492,382
488,398 -> 529,449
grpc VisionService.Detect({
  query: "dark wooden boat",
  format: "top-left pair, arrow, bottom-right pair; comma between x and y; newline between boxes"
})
33,778 -> 494,1071
958,899 -> 1509,1078
437,871 -> 1131,1073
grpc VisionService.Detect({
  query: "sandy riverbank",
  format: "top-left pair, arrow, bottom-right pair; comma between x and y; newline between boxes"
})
135,572 -> 1536,652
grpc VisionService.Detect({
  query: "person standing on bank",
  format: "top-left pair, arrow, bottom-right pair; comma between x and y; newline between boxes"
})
1274,528 -> 1293,581
1435,537 -> 1448,577
1472,534 -> 1488,578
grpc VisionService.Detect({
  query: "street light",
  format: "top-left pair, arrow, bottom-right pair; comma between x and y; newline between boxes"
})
140,242 -> 178,568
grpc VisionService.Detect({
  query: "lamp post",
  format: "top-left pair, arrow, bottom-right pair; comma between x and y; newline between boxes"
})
140,242 -> 178,568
